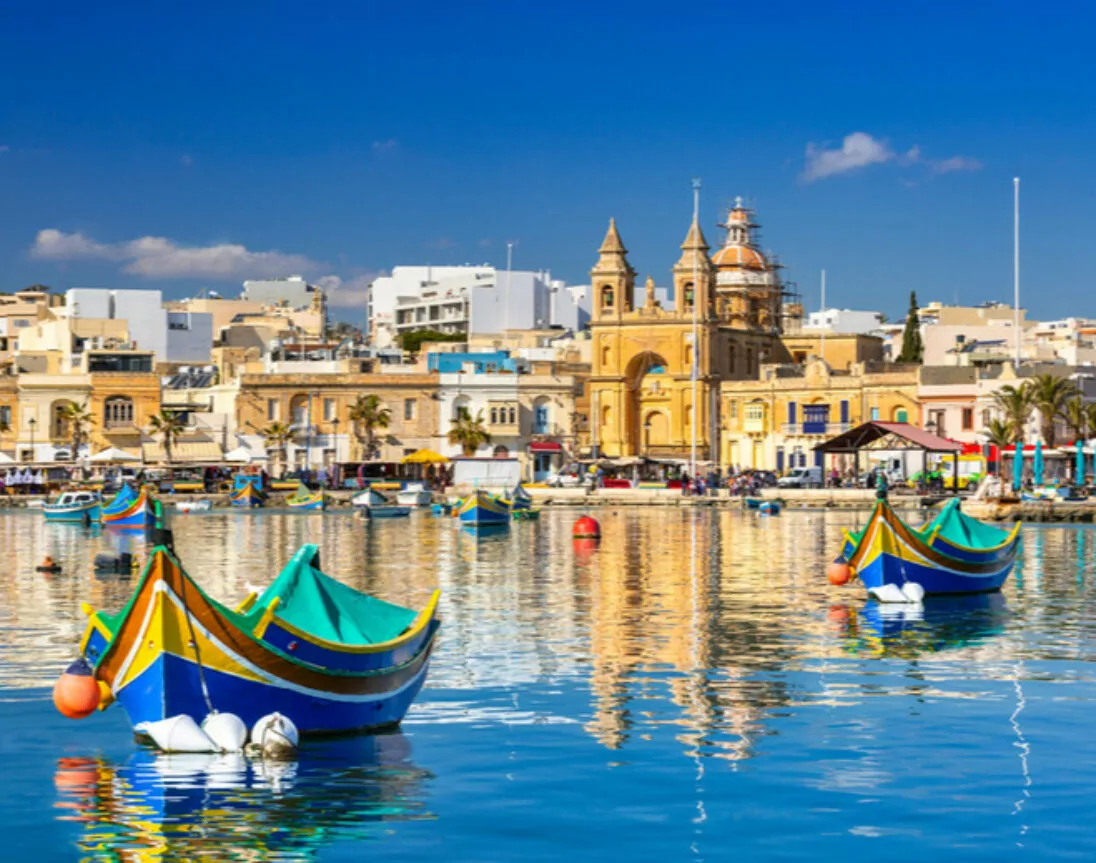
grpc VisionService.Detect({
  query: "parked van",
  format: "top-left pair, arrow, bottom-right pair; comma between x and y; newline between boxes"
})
777,466 -> 823,489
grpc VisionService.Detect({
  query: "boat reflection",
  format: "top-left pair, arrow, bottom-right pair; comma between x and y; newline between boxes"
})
833,593 -> 1010,658
54,732 -> 434,861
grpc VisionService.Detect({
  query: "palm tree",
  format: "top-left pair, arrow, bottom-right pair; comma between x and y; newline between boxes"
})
984,418 -> 1014,450
448,410 -> 492,457
147,410 -> 187,464
1027,373 -> 1078,447
261,422 -> 296,477
1061,396 -> 1089,444
348,394 -> 391,461
992,384 -> 1033,445
59,401 -> 94,459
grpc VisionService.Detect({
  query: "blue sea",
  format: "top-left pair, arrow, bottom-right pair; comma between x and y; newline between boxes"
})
2,506 -> 1094,861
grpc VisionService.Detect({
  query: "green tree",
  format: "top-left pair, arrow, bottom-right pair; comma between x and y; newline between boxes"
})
1027,373 -> 1078,447
147,410 -> 187,464
448,410 -> 492,457
896,291 -> 923,363
1061,396 -> 1089,443
348,394 -> 391,461
261,421 -> 296,476
992,384 -> 1033,444
984,417 -> 1014,449
59,401 -> 94,459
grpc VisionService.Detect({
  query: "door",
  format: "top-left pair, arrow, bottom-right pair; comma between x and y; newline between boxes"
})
533,452 -> 552,482
776,449 -> 785,472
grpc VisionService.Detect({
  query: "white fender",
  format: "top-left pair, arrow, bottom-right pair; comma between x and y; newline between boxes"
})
250,712 -> 299,759
900,582 -> 926,603
142,714 -> 219,753
868,583 -> 909,604
201,712 -> 248,752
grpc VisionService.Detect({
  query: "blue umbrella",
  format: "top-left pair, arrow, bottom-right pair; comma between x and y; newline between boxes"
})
1077,439 -> 1085,485
1033,440 -> 1044,488
1013,445 -> 1023,492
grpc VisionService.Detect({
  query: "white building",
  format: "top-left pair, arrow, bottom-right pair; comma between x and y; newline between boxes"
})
369,266 -> 590,347
803,308 -> 885,334
66,288 -> 213,363
242,276 -> 320,309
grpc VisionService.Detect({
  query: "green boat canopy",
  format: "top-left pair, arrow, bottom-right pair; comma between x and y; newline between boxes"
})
847,498 -> 1010,547
254,545 -> 418,645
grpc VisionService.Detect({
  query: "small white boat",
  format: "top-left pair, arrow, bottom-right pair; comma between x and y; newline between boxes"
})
43,490 -> 102,523
396,482 -> 433,507
175,499 -> 213,514
351,487 -> 412,519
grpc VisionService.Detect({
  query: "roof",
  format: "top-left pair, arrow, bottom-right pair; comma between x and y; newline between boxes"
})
813,421 -> 962,454
711,245 -> 767,270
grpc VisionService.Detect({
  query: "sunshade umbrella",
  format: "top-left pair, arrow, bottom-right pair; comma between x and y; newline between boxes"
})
1013,445 -> 1023,493
401,449 -> 449,465
1033,440 -> 1044,487
1077,440 -> 1086,485
0,452 -> 13,465
90,446 -> 141,463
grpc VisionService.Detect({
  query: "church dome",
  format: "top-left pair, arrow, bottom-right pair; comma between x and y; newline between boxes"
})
711,244 -> 767,270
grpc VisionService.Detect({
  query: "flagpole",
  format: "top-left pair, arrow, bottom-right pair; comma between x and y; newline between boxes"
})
1014,177 -> 1021,366
690,178 -> 701,480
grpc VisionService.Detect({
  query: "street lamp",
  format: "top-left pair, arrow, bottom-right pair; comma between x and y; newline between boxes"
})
331,417 -> 340,469
28,417 -> 36,463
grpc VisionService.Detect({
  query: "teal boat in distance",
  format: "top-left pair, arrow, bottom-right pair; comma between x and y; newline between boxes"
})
43,490 -> 102,523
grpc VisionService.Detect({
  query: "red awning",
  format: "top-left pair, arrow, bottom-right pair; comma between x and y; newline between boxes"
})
529,441 -> 562,453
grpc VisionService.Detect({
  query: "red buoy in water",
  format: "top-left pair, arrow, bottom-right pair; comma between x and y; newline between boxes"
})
53,658 -> 101,720
573,515 -> 601,539
827,557 -> 852,586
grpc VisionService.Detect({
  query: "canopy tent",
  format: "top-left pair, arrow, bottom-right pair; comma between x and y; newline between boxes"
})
0,452 -> 13,465
402,449 -> 449,464
814,421 -> 963,489
224,446 -> 258,464
90,446 -> 141,463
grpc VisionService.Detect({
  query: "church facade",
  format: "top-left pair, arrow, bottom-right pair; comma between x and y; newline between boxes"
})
588,201 -> 791,461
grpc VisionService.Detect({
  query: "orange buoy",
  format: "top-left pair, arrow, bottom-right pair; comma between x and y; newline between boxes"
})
573,537 -> 600,558
53,658 -> 101,719
827,557 -> 852,586
37,555 -> 62,574
573,515 -> 601,540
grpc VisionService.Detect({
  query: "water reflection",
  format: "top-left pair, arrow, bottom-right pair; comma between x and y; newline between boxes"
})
55,732 -> 433,861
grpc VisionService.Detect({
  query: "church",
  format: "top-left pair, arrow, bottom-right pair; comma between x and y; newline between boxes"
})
588,200 -> 796,461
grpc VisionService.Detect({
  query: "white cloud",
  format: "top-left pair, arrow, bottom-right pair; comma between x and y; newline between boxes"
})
801,132 -> 894,182
371,138 -> 398,154
181,154 -> 194,167
31,228 -> 322,279
801,132 -> 982,182
0,145 -> 9,154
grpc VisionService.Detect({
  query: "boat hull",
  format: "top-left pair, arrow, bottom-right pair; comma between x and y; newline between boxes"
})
102,489 -> 153,530
844,501 -> 1018,595
457,491 -> 510,526
287,494 -> 325,511
44,503 -> 101,523
396,491 -> 433,507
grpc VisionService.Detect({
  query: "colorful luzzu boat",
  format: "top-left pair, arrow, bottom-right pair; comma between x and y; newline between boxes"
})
229,482 -> 264,508
841,497 -> 1020,595
457,489 -> 511,527
286,483 -> 325,511
500,482 -> 533,512
43,490 -> 102,523
101,484 -> 155,530
78,542 -> 441,734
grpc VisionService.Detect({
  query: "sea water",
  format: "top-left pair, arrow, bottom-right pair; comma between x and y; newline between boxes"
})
1,506 -> 1094,861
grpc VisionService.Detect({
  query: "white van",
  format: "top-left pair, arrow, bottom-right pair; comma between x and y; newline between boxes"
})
777,466 -> 823,489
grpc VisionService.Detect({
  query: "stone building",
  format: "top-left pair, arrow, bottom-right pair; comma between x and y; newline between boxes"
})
588,200 -> 788,461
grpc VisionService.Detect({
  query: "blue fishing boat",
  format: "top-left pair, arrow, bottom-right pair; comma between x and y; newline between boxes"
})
457,489 -> 511,527
101,484 -> 155,530
286,482 -> 325,511
77,542 -> 440,734
840,497 -> 1020,595
501,482 -> 533,512
230,482 -> 264,508
758,500 -> 782,516
43,490 -> 102,523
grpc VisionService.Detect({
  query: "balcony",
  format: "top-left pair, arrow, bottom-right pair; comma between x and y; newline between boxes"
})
782,422 -> 850,436
743,417 -> 767,433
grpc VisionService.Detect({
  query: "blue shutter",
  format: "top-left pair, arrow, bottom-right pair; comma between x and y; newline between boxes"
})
787,402 -> 797,425
840,400 -> 849,424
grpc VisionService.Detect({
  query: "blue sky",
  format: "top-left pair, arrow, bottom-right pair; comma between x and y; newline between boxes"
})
2,1 -> 1095,323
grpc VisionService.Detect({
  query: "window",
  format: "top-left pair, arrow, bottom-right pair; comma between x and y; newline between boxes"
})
508,406 -> 516,425
601,285 -> 614,309
871,407 -> 880,421
929,409 -> 946,435
533,402 -> 549,434
404,398 -> 416,421
0,406 -> 10,427
728,345 -> 736,373
962,408 -> 974,431
490,407 -> 499,425
839,400 -> 850,424
267,399 -> 279,421
323,398 -> 336,422
103,396 -> 134,428
896,408 -> 909,423
787,402 -> 797,425
683,283 -> 695,308
730,401 -> 738,419
746,347 -> 754,375
981,409 -> 992,428
12,319 -> 29,329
